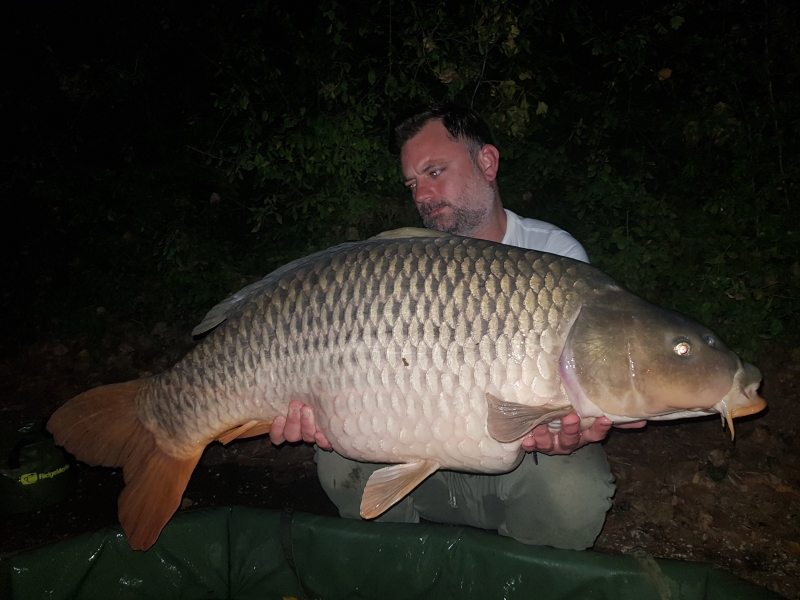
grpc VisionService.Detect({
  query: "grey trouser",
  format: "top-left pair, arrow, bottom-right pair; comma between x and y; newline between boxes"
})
315,444 -> 615,550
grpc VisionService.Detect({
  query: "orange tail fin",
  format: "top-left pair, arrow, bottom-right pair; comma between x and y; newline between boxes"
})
47,380 -> 201,550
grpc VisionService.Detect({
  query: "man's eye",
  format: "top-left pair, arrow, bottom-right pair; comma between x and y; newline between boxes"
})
430,169 -> 442,178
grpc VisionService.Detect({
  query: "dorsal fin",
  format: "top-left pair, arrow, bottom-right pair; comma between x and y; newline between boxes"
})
193,230 -> 447,337
191,277 -> 274,336
191,243 -> 350,336
369,227 -> 449,240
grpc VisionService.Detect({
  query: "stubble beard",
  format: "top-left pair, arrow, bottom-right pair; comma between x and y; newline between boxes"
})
419,178 -> 497,237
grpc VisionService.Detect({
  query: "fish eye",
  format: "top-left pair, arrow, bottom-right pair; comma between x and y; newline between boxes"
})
702,334 -> 716,348
673,340 -> 692,356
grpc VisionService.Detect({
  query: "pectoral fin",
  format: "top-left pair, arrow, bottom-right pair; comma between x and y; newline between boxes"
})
360,459 -> 439,519
486,393 -> 573,443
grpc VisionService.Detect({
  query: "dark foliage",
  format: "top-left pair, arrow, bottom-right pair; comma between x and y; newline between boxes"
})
2,0 -> 798,359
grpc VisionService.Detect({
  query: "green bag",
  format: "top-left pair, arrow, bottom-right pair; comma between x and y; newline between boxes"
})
0,421 -> 74,515
0,507 -> 784,599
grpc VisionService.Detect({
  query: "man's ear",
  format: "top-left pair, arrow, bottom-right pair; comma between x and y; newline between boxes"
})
477,144 -> 500,182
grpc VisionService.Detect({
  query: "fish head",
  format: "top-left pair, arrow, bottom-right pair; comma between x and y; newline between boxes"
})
560,290 -> 766,437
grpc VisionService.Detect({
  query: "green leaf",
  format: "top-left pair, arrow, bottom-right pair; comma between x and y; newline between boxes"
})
670,16 -> 685,30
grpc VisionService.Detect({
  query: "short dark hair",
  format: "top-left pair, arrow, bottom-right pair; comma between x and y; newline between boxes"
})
393,103 -> 495,159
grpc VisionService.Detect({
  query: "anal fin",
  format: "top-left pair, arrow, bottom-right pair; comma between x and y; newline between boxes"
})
360,459 -> 439,519
216,420 -> 272,445
486,393 -> 573,443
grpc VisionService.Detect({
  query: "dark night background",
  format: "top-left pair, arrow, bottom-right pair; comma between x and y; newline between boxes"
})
1,0 -> 799,597
2,0 -> 798,351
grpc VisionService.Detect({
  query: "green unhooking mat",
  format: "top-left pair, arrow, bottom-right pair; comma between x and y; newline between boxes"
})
0,507 -> 783,600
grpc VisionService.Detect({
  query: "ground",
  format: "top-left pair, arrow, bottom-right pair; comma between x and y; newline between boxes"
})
0,319 -> 797,599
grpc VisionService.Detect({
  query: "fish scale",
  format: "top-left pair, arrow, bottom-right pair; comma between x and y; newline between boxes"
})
143,235 -> 584,470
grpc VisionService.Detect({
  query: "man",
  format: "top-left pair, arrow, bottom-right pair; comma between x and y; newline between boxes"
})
270,104 -> 644,549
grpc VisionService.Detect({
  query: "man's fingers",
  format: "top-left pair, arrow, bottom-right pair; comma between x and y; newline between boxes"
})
521,413 -> 642,457
578,417 -> 614,444
557,413 -> 581,446
531,424 -> 554,453
520,432 -> 538,452
314,431 -> 334,451
547,413 -> 579,451
300,406 -> 318,443
557,428 -> 580,450
282,401 -> 304,442
269,415 -> 287,445
302,407 -> 333,449
269,400 -> 333,448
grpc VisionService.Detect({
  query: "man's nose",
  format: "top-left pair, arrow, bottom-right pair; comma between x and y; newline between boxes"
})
414,179 -> 434,204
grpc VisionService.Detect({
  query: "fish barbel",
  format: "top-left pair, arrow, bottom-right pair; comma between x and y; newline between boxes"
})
47,228 -> 766,549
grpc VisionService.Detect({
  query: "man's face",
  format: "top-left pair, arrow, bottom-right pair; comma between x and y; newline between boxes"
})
400,120 -> 496,236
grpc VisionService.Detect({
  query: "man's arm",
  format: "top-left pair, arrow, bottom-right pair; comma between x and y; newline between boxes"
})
269,402 -> 644,454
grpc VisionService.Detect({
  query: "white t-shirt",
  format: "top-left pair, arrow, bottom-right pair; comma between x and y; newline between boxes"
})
501,209 -> 588,263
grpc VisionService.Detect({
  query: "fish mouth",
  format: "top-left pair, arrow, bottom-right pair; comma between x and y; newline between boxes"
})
730,398 -> 767,420
714,361 -> 766,440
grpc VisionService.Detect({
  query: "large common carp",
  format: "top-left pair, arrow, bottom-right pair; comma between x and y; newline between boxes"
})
48,229 -> 766,550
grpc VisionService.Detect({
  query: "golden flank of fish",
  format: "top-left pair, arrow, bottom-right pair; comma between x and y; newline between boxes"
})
47,229 -> 766,550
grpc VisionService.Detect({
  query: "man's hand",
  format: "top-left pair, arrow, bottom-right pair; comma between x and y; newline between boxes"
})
520,413 -> 646,455
270,403 -> 644,456
269,400 -> 333,450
